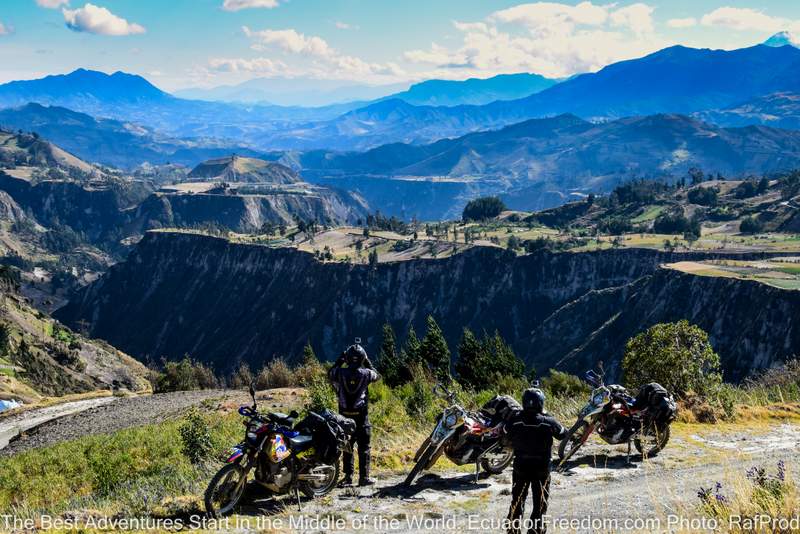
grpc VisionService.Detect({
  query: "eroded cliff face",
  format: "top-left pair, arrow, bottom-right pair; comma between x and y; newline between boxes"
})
532,269 -> 800,381
54,231 -> 798,380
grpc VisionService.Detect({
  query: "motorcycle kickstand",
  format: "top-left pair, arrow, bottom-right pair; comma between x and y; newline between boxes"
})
625,440 -> 633,466
294,485 -> 302,511
474,461 -> 479,484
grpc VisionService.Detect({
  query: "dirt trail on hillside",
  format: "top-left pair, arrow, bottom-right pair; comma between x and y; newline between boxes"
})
0,390 -> 244,455
234,422 -> 800,533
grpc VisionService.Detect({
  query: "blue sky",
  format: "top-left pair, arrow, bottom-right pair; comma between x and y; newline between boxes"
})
1,0 -> 800,91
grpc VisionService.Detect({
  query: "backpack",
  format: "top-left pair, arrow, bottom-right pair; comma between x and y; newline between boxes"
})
636,383 -> 677,426
295,410 -> 356,464
480,395 -> 522,426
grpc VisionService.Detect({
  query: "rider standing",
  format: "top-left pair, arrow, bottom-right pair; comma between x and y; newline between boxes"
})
504,387 -> 566,534
328,341 -> 380,486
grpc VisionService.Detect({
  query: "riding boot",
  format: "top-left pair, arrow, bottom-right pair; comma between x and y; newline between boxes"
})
358,451 -> 376,486
339,451 -> 354,487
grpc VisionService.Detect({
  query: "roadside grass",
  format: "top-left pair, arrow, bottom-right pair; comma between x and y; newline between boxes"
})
1,363 -> 797,523
674,460 -> 798,534
0,412 -> 241,518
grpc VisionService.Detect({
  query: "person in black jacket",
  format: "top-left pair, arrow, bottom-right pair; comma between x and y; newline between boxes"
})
503,387 -> 566,534
328,342 -> 380,486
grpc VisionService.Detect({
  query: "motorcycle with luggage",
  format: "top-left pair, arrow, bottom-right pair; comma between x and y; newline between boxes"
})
204,384 -> 355,516
404,384 -> 518,487
557,370 -> 677,465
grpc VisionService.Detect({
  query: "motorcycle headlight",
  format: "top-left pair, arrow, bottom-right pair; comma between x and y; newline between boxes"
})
246,432 -> 258,441
444,412 -> 458,427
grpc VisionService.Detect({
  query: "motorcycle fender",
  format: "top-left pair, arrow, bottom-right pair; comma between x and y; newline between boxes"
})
226,449 -> 245,463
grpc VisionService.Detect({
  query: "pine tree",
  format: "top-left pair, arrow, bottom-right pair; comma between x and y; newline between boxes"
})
377,323 -> 406,386
402,325 -> 422,368
302,341 -> 318,365
419,316 -> 451,380
454,328 -> 482,389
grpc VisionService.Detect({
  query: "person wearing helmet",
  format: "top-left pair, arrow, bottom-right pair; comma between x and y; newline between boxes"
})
328,341 -> 380,486
503,387 -> 566,534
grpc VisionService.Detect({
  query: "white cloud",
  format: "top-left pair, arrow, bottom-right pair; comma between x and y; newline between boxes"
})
491,2 -> 608,31
666,17 -> 697,29
700,7 -> 800,33
404,2 -> 667,79
0,22 -> 12,36
222,0 -> 279,11
63,3 -> 145,36
610,3 -> 654,36
335,21 -> 357,30
243,27 -> 333,57
36,0 -> 69,8
236,26 -> 404,80
209,57 -> 290,75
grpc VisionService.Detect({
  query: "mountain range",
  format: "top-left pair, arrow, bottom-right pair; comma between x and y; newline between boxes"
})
0,103 -> 268,169
301,113 -> 800,188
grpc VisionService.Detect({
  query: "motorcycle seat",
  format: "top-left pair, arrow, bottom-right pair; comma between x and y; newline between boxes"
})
271,412 -> 295,426
289,434 -> 314,451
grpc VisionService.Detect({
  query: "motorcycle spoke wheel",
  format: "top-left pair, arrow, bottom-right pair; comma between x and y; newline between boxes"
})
300,463 -> 339,498
205,464 -> 247,517
480,448 -> 514,474
558,421 -> 590,462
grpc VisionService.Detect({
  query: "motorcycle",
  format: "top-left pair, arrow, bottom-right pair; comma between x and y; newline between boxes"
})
204,384 -> 342,517
557,370 -> 674,465
404,383 -> 514,487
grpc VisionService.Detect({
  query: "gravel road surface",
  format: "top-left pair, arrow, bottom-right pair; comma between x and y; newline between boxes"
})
1,390 -> 242,455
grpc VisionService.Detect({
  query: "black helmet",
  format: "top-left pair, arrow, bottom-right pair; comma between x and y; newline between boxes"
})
345,344 -> 367,367
522,387 -> 545,413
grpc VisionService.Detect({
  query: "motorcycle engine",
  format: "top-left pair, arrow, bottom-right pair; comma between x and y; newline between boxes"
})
261,465 -> 292,492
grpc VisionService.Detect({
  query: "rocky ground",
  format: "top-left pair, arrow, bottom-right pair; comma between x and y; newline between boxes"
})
3,393 -> 799,532
229,420 -> 800,533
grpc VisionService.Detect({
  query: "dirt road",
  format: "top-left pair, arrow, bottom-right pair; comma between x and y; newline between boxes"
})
0,396 -> 116,450
233,421 -> 800,533
0,390 -> 242,455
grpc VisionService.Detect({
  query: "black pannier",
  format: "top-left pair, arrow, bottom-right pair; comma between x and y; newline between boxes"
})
296,409 -> 356,464
479,395 -> 522,426
635,383 -> 677,426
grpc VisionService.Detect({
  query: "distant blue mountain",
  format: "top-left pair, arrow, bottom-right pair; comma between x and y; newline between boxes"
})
0,69 -> 170,107
264,44 -> 800,149
510,44 -> 800,118
385,73 -> 558,107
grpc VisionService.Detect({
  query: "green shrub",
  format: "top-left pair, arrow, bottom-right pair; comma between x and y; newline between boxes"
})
462,196 -> 506,222
541,369 -> 590,398
255,358 -> 296,389
179,408 -> 213,465
622,320 -> 722,399
154,357 -> 219,392
739,215 -> 764,234
455,328 -> 524,391
306,372 -> 336,413
229,362 -> 253,389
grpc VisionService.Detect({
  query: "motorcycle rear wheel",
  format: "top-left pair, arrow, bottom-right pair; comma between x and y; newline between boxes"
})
480,447 -> 514,474
557,421 -> 590,462
299,462 -> 339,498
634,425 -> 670,457
204,463 -> 248,518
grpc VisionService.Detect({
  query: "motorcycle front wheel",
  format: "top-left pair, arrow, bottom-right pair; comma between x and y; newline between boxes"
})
557,420 -> 590,462
480,447 -> 514,474
204,463 -> 248,517
634,425 -> 670,457
404,444 -> 437,487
